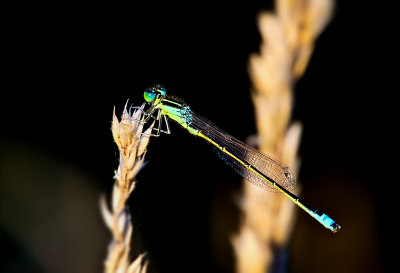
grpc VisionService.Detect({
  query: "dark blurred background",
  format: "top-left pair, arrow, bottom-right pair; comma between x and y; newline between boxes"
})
0,1 -> 395,273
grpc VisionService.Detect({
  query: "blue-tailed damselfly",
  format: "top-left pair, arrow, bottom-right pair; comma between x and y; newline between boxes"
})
140,85 -> 341,233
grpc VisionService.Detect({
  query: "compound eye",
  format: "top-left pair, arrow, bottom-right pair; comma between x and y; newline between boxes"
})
144,89 -> 156,102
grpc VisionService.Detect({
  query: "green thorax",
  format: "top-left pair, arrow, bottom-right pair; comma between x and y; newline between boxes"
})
158,97 -> 194,131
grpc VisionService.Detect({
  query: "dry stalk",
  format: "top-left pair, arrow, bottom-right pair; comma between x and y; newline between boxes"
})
101,103 -> 154,273
232,0 -> 333,272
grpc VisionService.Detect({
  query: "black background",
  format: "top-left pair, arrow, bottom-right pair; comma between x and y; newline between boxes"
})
0,2 -> 396,272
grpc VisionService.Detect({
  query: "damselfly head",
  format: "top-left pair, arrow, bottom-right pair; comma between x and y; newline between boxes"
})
144,85 -> 166,103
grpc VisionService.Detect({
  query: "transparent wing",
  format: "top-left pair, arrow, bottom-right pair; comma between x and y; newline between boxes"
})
189,112 -> 296,192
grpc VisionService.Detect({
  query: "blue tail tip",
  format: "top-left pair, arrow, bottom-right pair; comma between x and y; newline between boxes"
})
314,211 -> 341,233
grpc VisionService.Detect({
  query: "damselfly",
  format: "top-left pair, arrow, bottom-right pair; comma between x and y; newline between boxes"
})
139,85 -> 340,233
